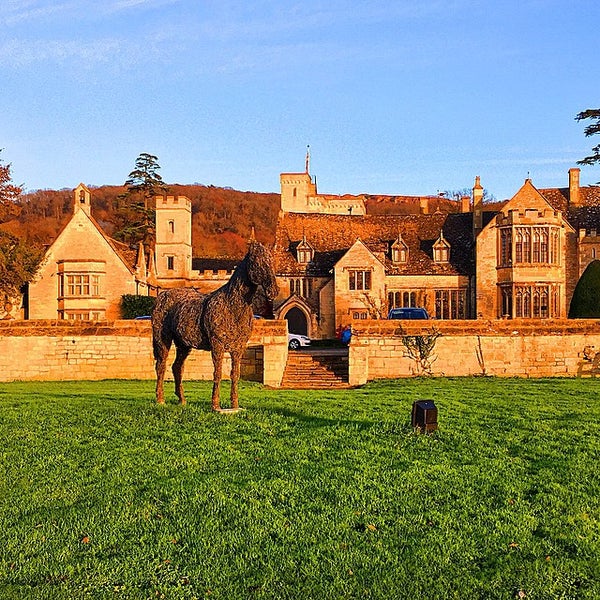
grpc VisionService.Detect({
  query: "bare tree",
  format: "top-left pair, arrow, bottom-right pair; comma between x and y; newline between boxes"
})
401,327 -> 442,375
0,149 -> 22,205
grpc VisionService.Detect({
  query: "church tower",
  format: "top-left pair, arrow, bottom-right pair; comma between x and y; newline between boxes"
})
154,195 -> 192,284
280,147 -> 318,213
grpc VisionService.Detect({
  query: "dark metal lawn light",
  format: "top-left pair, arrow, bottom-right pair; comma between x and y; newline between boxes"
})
411,399 -> 438,433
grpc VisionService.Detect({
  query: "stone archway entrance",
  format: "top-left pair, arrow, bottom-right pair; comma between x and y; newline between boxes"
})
285,306 -> 308,336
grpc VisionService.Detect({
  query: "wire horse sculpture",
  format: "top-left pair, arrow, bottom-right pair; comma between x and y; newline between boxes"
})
152,241 -> 279,411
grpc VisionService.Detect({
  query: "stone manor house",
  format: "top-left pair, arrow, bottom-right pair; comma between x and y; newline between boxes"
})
18,165 -> 600,340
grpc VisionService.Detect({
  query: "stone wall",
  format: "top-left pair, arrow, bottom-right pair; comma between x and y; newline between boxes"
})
349,319 -> 600,385
0,319 -> 288,386
3,318 -> 600,387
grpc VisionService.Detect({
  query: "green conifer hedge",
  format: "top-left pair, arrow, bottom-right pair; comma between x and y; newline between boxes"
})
568,259 -> 600,318
121,294 -> 156,319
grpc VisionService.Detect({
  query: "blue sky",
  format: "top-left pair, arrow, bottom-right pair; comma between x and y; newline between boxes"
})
2,0 -> 599,200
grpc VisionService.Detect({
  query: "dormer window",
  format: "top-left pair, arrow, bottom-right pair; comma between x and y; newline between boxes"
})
296,237 -> 314,264
434,246 -> 449,262
297,249 -> 311,263
391,234 -> 409,264
433,231 -> 450,263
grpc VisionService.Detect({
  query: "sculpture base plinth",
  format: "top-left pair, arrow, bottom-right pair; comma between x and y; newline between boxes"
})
213,407 -> 245,415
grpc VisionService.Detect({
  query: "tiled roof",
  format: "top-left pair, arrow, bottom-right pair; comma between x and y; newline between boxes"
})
565,205 -> 600,233
539,186 -> 600,232
539,186 -> 600,211
82,212 -> 138,275
538,187 -> 570,212
192,257 -> 239,272
106,236 -> 138,271
274,212 -> 475,277
365,194 -> 463,215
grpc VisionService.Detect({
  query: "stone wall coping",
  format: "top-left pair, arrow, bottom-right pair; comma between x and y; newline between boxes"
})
350,318 -> 600,337
0,319 -> 288,338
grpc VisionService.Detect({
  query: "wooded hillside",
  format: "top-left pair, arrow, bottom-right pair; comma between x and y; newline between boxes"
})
0,183 -> 475,259
0,184 -> 281,258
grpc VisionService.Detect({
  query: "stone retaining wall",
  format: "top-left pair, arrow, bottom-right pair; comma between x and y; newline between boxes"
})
348,319 -> 600,385
0,319 -> 288,386
2,319 -> 600,387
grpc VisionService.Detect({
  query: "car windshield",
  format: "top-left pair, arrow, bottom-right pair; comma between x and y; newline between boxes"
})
388,308 -> 428,319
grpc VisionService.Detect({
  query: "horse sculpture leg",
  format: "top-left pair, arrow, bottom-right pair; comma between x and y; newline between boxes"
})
172,345 -> 191,405
211,347 -> 224,411
154,340 -> 171,405
230,350 -> 242,410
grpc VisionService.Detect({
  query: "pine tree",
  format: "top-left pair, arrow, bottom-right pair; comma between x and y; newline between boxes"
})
115,153 -> 168,245
576,109 -> 600,182
124,152 -> 166,209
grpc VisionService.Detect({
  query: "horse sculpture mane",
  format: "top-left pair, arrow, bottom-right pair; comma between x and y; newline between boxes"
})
152,241 -> 279,411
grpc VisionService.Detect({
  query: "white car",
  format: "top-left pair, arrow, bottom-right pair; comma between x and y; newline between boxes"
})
288,333 -> 311,350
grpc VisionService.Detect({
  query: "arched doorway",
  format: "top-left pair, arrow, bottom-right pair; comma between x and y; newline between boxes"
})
285,306 -> 308,336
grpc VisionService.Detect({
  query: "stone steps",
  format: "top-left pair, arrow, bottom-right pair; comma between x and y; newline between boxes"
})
280,351 -> 350,389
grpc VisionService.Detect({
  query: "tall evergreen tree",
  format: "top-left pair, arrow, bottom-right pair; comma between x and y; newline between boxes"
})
115,153 -> 167,245
568,259 -> 600,318
576,108 -> 600,181
124,152 -> 166,210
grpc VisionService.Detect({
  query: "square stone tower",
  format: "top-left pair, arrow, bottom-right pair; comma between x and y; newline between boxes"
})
280,171 -> 318,213
154,195 -> 192,284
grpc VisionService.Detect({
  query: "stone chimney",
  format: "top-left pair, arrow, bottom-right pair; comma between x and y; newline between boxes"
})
569,167 -> 581,206
473,176 -> 483,235
460,195 -> 470,213
419,197 -> 429,215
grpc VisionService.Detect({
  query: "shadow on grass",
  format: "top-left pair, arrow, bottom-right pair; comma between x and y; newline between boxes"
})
260,404 -> 415,436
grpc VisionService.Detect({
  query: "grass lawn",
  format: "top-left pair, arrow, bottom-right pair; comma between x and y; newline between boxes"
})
0,377 -> 599,599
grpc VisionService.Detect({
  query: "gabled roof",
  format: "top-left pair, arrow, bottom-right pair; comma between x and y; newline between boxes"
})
43,206 -> 139,275
86,211 -> 156,277
489,179 -> 600,235
502,179 -> 555,213
273,212 -> 474,277
391,233 -> 409,250
36,184 -> 160,284
433,230 -> 451,249
335,238 -> 386,269
296,237 -> 313,250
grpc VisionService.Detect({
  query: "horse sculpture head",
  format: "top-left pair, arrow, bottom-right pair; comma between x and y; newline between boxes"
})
246,241 -> 279,300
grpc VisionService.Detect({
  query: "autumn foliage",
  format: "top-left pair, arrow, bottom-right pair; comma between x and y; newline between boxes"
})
1,184 -> 281,258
